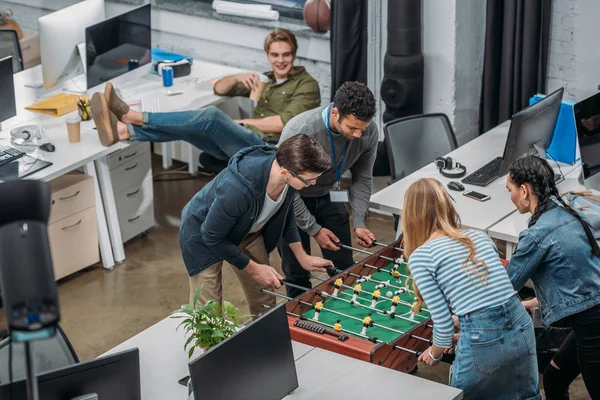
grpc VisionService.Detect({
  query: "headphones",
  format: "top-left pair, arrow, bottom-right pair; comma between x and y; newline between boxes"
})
434,157 -> 467,178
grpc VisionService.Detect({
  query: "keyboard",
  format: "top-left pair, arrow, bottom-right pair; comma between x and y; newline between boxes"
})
0,146 -> 25,168
461,157 -> 503,187
141,96 -> 162,113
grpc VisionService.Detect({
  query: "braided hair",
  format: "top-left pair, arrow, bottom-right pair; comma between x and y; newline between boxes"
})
508,156 -> 600,257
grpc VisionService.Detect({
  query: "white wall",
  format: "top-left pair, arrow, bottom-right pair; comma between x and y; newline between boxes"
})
421,0 -> 485,144
547,0 -> 600,101
573,0 -> 600,100
0,0 -> 332,102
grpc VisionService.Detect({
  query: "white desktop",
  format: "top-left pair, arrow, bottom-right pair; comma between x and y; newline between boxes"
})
37,0 -> 106,91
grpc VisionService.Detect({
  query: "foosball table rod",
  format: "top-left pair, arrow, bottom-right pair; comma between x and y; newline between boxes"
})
315,272 -> 409,295
273,282 -> 423,323
337,243 -> 398,263
314,276 -> 430,315
286,310 -> 423,356
372,241 -> 404,252
262,289 -> 418,338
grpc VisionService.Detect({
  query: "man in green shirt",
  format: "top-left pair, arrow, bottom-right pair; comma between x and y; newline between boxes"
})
89,28 -> 320,170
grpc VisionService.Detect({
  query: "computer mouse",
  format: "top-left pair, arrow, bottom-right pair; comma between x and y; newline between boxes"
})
39,143 -> 56,152
447,181 -> 465,191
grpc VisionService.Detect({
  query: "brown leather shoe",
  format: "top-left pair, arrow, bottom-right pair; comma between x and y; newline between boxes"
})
91,92 -> 120,147
104,82 -> 130,120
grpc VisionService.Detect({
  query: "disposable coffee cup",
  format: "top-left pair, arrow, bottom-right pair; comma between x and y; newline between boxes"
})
250,74 -> 269,102
66,114 -> 82,143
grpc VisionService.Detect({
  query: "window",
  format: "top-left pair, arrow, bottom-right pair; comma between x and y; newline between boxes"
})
200,0 -> 307,20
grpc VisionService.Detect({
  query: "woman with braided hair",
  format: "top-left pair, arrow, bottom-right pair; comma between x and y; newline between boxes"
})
506,155 -> 600,400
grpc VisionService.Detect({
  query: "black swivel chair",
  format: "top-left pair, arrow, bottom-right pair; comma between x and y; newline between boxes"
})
383,113 -> 458,229
0,29 -> 23,73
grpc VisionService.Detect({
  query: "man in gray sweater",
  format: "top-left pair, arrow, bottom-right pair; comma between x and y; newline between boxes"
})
277,82 -> 379,297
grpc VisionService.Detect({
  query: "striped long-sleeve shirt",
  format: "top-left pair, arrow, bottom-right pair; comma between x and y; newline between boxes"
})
408,229 -> 516,348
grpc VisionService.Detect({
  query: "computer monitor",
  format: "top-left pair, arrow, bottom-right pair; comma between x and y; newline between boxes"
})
498,87 -> 564,176
188,304 -> 298,400
0,348 -> 140,399
85,3 -> 152,91
0,56 -> 16,129
38,0 -> 106,90
574,92 -> 600,190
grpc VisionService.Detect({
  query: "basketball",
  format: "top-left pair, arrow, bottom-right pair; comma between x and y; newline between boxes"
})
303,0 -> 330,33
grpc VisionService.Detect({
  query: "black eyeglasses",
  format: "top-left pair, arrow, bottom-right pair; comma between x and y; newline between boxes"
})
288,170 -> 319,187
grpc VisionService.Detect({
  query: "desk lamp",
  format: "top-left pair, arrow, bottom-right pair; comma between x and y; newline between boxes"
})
0,180 -> 60,400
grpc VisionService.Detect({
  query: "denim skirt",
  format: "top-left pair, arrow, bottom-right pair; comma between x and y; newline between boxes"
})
451,295 -> 541,400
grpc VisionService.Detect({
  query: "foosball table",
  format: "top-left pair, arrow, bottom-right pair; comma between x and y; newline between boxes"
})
263,239 -> 435,373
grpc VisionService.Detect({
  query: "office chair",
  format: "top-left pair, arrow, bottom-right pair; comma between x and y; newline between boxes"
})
0,324 -> 79,384
384,113 -> 458,185
0,29 -> 22,72
383,113 -> 458,230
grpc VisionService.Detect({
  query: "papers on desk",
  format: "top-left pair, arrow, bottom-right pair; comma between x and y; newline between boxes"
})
212,0 -> 279,20
25,93 -> 80,117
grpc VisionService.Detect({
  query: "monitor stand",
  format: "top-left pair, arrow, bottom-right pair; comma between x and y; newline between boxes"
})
533,142 -> 563,183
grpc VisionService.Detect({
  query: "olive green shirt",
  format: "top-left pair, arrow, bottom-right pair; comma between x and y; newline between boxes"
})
217,66 -> 321,138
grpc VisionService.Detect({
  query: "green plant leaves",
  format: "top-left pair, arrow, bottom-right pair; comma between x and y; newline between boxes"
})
174,295 -> 244,358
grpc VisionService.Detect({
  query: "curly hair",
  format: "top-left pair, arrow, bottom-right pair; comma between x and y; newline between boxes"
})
333,82 -> 377,122
508,156 -> 600,257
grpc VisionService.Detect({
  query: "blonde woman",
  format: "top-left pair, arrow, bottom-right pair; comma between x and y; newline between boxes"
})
402,178 -> 540,400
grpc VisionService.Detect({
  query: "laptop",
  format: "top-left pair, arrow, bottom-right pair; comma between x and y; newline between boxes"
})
188,303 -> 298,400
573,92 -> 600,190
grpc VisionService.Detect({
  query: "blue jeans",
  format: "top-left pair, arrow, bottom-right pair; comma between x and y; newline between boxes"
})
129,106 -> 265,161
452,296 -> 541,400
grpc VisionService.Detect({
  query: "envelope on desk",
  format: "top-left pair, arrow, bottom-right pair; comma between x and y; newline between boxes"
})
25,93 -> 79,117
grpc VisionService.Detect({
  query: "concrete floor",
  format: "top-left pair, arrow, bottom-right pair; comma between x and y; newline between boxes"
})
1,154 -> 589,398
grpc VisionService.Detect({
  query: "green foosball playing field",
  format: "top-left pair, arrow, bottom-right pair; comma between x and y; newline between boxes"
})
302,261 -> 431,343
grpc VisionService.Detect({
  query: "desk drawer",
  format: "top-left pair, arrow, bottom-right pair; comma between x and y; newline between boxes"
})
119,205 -> 155,243
48,207 -> 99,280
108,142 -> 150,170
116,176 -> 154,222
49,173 -> 95,225
110,152 -> 152,194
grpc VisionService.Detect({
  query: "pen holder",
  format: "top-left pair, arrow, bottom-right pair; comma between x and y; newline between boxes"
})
77,96 -> 92,121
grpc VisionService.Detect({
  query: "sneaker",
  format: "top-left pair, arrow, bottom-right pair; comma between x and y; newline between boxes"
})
90,92 -> 120,147
104,82 -> 130,120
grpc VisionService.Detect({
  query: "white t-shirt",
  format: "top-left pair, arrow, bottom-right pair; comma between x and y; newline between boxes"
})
249,185 -> 289,233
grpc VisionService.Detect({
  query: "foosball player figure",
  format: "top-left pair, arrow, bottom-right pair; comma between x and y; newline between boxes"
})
391,269 -> 401,282
361,314 -> 373,336
410,299 -> 423,320
370,289 -> 381,308
334,320 -> 342,332
393,257 -> 403,271
389,295 -> 401,315
351,283 -> 362,304
314,301 -> 324,321
333,278 -> 344,297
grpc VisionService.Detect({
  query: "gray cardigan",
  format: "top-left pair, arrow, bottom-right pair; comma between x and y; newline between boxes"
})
278,104 -> 379,236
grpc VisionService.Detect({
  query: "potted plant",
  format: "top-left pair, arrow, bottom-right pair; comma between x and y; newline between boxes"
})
171,286 -> 246,358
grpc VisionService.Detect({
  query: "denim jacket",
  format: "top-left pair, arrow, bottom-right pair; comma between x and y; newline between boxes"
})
507,199 -> 600,326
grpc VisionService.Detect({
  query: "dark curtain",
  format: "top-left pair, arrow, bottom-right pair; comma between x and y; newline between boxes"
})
479,0 -> 552,134
329,0 -> 368,100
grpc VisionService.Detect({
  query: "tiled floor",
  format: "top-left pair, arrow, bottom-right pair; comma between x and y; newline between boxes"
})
0,155 -> 588,398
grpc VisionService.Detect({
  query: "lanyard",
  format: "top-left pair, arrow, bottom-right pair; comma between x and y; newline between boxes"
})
324,104 -> 350,189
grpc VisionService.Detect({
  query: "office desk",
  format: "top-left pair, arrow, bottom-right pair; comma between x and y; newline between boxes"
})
487,169 -> 585,258
2,66 -> 120,269
103,316 -> 462,400
5,60 -> 249,268
370,121 -> 581,234
114,60 -> 245,172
